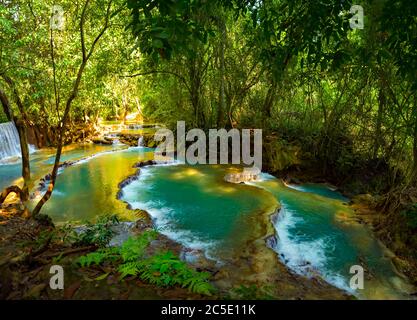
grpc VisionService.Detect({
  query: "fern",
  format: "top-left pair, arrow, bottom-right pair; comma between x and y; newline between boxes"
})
76,231 -> 215,296
134,251 -> 215,295
77,248 -> 118,267
119,230 -> 157,262
118,261 -> 141,278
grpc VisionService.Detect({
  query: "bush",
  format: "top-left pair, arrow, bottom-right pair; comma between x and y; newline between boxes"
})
76,215 -> 120,247
0,108 -> 8,123
401,203 -> 417,230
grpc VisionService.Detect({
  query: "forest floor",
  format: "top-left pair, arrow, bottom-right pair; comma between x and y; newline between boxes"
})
0,195 -> 351,300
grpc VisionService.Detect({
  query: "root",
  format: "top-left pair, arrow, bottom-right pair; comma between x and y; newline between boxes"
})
0,185 -> 25,204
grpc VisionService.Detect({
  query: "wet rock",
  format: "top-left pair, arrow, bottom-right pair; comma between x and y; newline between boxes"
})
285,176 -> 301,185
266,235 -> 278,249
134,160 -> 156,168
92,137 -> 112,145
118,174 -> 139,190
133,212 -> 154,232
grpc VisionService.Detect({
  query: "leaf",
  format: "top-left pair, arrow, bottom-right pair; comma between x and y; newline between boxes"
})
152,39 -> 164,49
95,272 -> 110,281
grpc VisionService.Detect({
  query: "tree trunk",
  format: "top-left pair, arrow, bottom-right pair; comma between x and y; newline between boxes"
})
189,62 -> 204,128
217,22 -> 226,128
0,185 -> 25,204
14,119 -> 30,200
412,101 -> 417,183
32,0 -> 111,215
373,87 -> 385,159
32,63 -> 87,216
0,88 -> 13,121
263,80 -> 277,123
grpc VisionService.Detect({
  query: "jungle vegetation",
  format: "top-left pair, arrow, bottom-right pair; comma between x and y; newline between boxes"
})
0,0 -> 416,254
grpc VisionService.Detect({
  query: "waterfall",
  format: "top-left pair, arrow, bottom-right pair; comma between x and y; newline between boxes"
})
0,121 -> 22,160
0,121 -> 35,162
138,136 -> 144,147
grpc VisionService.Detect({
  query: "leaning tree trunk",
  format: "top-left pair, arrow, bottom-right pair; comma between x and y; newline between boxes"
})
14,119 -> 30,200
0,186 -> 25,204
32,63 -> 86,216
32,0 -> 112,215
412,101 -> 417,183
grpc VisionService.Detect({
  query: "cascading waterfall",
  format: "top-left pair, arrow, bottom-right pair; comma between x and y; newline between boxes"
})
0,121 -> 22,161
0,121 -> 35,162
137,136 -> 144,147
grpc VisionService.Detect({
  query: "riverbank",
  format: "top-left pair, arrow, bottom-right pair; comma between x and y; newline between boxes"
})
0,199 -> 214,300
116,159 -> 351,299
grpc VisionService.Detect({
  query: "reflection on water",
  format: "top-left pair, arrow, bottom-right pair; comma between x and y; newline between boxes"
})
0,143 -> 126,191
28,147 -> 154,223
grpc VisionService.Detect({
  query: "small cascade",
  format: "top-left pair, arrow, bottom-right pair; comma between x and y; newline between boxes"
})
0,121 -> 22,161
0,121 -> 36,163
138,136 -> 145,147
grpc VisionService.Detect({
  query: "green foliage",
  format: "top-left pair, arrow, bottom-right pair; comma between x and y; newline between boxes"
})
131,251 -> 214,295
33,229 -> 57,249
0,108 -> 8,123
401,204 -> 417,230
76,215 -> 120,248
78,248 -> 119,267
126,0 -> 216,60
119,229 -> 157,262
77,231 -> 215,295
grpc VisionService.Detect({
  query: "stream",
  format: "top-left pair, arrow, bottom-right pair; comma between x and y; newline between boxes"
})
0,143 -> 413,299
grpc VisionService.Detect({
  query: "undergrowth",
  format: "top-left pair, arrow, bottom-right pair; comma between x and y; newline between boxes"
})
60,214 -> 120,248
76,230 -> 215,296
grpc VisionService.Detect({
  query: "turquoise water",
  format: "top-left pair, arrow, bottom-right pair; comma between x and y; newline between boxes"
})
0,143 -> 126,190
121,164 -> 277,258
251,174 -> 411,299
0,144 -> 413,299
285,182 -> 348,202
29,146 -> 154,222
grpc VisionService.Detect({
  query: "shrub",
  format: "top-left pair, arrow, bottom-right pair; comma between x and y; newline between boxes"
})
76,231 -> 215,295
76,215 -> 120,247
